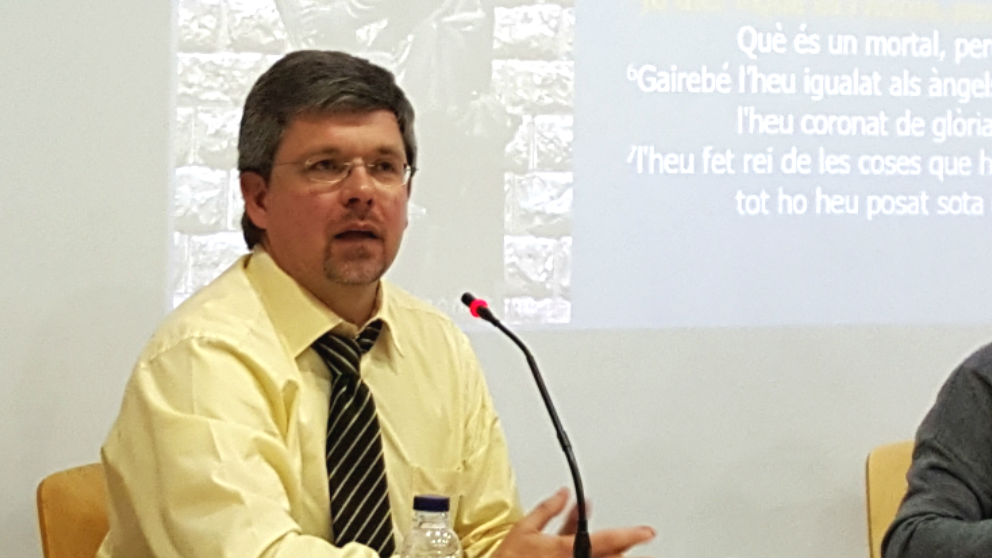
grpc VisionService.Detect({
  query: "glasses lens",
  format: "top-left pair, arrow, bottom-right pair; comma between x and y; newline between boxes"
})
365,159 -> 410,188
302,157 -> 347,184
298,158 -> 412,188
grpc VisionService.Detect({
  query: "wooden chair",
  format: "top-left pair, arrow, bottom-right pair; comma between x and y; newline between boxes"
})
865,441 -> 914,558
36,462 -> 108,558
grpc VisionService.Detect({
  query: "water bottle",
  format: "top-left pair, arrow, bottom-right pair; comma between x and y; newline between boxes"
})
398,494 -> 462,558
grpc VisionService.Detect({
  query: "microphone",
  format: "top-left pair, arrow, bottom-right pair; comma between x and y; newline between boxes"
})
460,292 -> 591,558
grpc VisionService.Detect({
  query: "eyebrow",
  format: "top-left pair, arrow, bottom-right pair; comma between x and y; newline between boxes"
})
303,146 -> 406,161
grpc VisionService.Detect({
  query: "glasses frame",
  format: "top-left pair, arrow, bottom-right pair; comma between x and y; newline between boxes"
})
271,156 -> 417,190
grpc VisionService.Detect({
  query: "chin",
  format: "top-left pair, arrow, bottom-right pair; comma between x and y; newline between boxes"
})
323,262 -> 387,286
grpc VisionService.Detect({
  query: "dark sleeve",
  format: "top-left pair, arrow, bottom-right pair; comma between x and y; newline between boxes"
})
883,344 -> 992,557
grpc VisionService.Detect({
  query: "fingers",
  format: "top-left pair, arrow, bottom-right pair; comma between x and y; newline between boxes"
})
589,525 -> 656,557
557,503 -> 579,536
557,499 -> 591,536
516,487 -> 570,532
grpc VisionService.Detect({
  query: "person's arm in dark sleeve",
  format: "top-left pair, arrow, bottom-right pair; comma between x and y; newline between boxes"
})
883,346 -> 992,557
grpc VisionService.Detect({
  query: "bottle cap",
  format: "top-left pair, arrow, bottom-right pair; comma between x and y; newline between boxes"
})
412,494 -> 450,512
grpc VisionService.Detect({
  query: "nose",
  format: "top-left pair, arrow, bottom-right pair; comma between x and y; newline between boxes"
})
338,163 -> 375,209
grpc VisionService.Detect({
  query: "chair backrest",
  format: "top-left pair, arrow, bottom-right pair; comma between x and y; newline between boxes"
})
36,462 -> 108,558
865,440 -> 914,558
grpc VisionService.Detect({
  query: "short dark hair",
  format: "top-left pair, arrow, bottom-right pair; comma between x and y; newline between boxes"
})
237,50 -> 417,248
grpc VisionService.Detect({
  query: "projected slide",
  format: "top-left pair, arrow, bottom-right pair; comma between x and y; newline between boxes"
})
572,1 -> 992,328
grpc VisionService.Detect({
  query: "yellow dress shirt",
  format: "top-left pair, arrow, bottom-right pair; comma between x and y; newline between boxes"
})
97,248 -> 522,557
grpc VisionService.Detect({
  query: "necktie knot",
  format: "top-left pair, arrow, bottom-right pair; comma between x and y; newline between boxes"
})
356,319 -> 383,354
313,320 -> 384,381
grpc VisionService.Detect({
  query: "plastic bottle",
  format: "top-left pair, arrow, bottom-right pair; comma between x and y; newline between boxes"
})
398,494 -> 462,558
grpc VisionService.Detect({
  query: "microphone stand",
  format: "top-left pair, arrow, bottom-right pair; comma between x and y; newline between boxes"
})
461,292 -> 591,558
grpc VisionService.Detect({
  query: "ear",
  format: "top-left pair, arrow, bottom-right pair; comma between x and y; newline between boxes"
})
240,171 -> 270,230
402,179 -> 411,231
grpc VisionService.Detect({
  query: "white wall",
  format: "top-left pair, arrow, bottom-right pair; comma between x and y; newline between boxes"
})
0,2 -> 173,556
472,325 -> 992,556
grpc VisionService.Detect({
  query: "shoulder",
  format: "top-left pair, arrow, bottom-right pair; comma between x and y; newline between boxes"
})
141,256 -> 270,362
382,281 -> 465,335
380,281 -> 481,365
957,342 -> 992,379
917,341 -> 992,447
937,341 -> 992,401
122,257 -> 295,410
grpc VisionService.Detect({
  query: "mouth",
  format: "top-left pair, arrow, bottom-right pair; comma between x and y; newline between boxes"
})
333,228 -> 380,241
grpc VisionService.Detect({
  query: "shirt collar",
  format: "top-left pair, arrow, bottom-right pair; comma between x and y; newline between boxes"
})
245,247 -> 406,359
376,280 -> 406,358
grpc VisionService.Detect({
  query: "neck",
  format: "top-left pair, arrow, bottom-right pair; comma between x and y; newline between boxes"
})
318,281 -> 379,326
259,243 -> 380,326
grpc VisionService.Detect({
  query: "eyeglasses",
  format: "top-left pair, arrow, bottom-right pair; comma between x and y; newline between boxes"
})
273,155 -> 416,190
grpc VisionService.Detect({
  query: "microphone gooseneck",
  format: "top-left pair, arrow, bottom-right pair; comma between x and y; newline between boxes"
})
460,292 -> 591,558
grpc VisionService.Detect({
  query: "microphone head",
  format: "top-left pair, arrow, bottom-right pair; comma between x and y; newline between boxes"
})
460,292 -> 491,320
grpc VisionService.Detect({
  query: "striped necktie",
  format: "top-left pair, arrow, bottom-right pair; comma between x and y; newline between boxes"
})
312,319 -> 396,556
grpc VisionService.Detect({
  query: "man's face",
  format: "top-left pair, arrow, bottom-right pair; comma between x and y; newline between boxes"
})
242,110 -> 410,300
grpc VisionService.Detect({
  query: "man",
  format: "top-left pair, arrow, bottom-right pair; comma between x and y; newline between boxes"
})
98,50 -> 654,557
883,343 -> 992,557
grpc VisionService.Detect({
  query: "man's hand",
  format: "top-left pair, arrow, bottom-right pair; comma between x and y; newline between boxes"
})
492,488 -> 655,558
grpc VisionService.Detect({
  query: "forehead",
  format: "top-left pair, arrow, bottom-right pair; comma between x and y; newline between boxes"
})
275,109 -> 404,159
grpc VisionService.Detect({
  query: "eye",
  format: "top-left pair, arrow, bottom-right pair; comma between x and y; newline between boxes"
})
372,160 -> 397,172
370,159 -> 403,175
306,158 -> 346,173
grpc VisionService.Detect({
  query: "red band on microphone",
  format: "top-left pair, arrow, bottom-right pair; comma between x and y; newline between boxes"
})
468,298 -> 489,318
